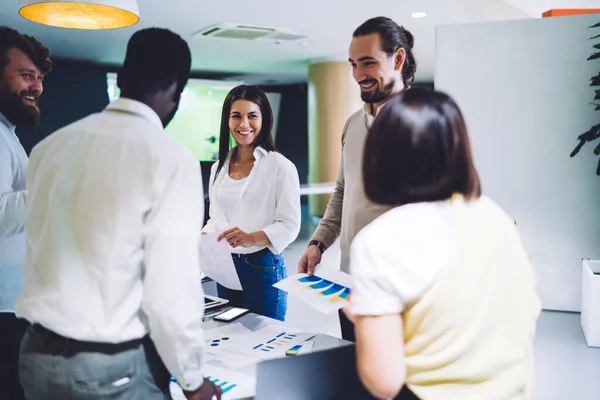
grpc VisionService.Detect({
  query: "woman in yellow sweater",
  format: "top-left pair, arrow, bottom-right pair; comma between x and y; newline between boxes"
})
344,88 -> 541,400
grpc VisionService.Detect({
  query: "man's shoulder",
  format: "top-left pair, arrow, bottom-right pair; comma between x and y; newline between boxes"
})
344,109 -> 365,131
348,108 -> 366,122
342,109 -> 366,145
341,108 -> 367,146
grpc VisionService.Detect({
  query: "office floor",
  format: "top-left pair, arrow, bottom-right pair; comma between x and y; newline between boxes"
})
275,205 -> 600,400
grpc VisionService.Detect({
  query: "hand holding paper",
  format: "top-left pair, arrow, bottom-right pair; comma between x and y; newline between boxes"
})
199,233 -> 241,290
273,268 -> 353,314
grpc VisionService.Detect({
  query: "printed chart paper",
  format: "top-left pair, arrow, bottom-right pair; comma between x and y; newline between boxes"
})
227,325 -> 315,360
170,365 -> 255,399
199,233 -> 241,290
273,268 -> 353,314
204,323 -> 260,369
204,323 -> 252,352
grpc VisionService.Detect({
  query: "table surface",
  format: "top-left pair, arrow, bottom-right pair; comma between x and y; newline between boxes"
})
202,311 -> 349,376
197,281 -> 350,398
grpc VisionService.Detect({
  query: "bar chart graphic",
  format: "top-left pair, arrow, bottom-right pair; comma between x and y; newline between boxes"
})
295,275 -> 350,300
328,287 -> 351,303
275,270 -> 353,314
208,336 -> 231,347
297,275 -> 321,283
252,331 -> 299,353
320,283 -> 346,296
170,365 -> 255,399
308,279 -> 334,289
206,375 -> 237,394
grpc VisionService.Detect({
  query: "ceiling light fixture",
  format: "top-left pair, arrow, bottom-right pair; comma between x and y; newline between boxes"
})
19,0 -> 140,30
411,12 -> 427,18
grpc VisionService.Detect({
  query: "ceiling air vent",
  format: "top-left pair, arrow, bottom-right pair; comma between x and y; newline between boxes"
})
193,23 -> 306,42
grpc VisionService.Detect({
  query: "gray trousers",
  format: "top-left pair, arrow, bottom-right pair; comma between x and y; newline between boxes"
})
19,324 -> 172,400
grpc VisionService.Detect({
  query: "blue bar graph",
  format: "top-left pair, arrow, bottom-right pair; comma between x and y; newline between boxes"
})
297,275 -> 321,283
309,279 -> 333,289
319,283 -> 345,296
206,376 -> 237,394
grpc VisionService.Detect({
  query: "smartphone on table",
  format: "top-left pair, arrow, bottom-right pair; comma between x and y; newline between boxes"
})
213,307 -> 250,323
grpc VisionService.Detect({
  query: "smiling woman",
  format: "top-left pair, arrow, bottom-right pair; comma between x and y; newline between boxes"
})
202,84 -> 301,322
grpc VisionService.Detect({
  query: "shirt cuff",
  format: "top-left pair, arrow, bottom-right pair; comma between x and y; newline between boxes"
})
309,231 -> 335,250
262,226 -> 287,255
178,372 -> 204,392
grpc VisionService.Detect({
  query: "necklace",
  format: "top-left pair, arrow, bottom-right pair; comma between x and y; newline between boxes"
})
229,160 -> 253,180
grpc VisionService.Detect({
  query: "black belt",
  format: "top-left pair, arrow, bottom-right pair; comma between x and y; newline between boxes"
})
32,324 -> 146,354
231,247 -> 271,259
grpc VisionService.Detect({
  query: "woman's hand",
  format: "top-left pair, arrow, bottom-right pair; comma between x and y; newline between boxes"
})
218,227 -> 256,248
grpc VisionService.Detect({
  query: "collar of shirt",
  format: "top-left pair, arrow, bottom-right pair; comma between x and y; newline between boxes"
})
363,99 -> 391,129
363,98 -> 391,117
104,98 -> 163,129
253,145 -> 268,159
362,86 -> 410,121
0,112 -> 16,134
223,145 -> 268,165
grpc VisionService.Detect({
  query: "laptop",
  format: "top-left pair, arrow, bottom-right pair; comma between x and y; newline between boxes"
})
204,294 -> 228,311
254,343 -> 380,400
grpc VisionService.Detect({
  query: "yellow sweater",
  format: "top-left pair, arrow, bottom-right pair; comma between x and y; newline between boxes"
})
403,195 -> 541,400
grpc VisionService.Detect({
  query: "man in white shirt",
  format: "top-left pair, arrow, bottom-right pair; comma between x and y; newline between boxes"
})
15,28 -> 220,400
0,26 -> 51,400
297,17 -> 417,341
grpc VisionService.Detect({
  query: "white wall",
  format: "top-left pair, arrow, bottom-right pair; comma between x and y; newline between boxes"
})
436,14 -> 600,312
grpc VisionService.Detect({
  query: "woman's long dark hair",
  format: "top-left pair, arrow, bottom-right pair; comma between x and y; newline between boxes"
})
214,84 -> 277,182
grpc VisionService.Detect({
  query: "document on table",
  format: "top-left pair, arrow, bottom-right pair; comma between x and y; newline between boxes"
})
203,323 -> 314,362
273,267 -> 353,314
204,323 -> 260,369
169,365 -> 255,399
226,325 -> 316,360
199,232 -> 241,290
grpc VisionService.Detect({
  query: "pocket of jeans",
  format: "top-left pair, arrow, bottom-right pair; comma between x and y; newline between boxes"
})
243,252 -> 277,270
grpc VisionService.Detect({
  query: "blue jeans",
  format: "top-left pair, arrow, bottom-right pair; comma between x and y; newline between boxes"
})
217,249 -> 288,321
19,325 -> 171,400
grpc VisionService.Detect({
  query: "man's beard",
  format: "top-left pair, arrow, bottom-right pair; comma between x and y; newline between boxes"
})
0,85 -> 40,128
360,77 -> 396,104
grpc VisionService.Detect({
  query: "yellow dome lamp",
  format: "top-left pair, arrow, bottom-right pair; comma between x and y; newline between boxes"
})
19,0 -> 140,30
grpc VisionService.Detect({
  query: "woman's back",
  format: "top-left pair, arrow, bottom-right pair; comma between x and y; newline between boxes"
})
402,195 -> 540,399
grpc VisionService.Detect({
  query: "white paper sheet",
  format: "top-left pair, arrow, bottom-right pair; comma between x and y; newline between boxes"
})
170,365 -> 255,399
204,323 -> 253,352
226,325 -> 315,360
208,347 -> 261,370
273,268 -> 353,314
203,323 -> 261,368
199,233 -> 241,290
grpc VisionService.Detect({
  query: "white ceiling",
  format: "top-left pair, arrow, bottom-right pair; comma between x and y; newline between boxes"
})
0,0 -> 574,84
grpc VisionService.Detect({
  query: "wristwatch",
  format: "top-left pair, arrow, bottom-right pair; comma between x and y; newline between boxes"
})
309,240 -> 326,254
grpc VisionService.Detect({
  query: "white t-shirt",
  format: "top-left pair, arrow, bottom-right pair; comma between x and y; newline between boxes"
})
217,174 -> 248,224
203,147 -> 301,255
349,200 -> 454,316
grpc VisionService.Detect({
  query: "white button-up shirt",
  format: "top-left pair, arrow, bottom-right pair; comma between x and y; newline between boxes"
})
15,98 -> 207,391
0,113 -> 27,312
203,146 -> 301,255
